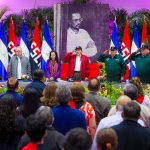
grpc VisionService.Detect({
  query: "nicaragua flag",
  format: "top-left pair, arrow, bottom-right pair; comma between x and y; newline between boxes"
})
130,21 -> 140,78
41,20 -> 53,75
20,20 -> 30,59
110,21 -> 122,54
0,21 -> 8,80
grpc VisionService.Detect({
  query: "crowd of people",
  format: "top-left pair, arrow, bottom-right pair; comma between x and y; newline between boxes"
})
0,67 -> 150,150
1,41 -> 150,150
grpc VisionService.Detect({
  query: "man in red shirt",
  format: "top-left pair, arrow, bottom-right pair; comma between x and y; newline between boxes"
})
64,46 -> 90,82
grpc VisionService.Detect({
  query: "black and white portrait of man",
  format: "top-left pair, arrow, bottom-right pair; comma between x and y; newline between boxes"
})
54,4 -> 110,62
67,12 -> 97,57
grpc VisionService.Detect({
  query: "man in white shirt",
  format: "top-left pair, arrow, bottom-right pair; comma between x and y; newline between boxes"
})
64,46 -> 90,81
67,13 -> 97,57
9,46 -> 31,79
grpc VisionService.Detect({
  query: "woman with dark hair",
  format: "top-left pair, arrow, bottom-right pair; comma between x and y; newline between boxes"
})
69,83 -> 96,139
40,82 -> 59,107
0,94 -> 24,150
17,88 -> 41,118
46,51 -> 61,81
130,77 -> 150,108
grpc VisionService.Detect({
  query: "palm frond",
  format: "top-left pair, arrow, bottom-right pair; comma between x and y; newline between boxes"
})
0,6 -> 9,19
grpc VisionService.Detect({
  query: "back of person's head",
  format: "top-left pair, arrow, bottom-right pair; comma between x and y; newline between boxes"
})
96,128 -> 118,150
70,83 -> 85,101
88,78 -> 100,92
25,114 -> 47,143
130,77 -> 144,97
22,88 -> 41,118
7,77 -> 19,90
123,83 -> 138,100
35,106 -> 54,126
63,128 -> 91,150
116,95 -> 131,112
41,82 -> 58,107
33,69 -> 44,81
0,94 -> 17,142
122,101 -> 141,121
56,84 -> 72,105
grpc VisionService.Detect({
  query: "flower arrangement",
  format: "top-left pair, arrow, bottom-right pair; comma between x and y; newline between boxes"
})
16,85 -> 24,95
143,84 -> 150,98
97,62 -> 107,82
21,75 -> 29,82
99,82 -> 123,105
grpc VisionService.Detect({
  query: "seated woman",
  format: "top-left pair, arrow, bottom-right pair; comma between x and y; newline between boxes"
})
130,77 -> 150,108
40,82 -> 59,108
69,83 -> 96,139
46,51 -> 61,81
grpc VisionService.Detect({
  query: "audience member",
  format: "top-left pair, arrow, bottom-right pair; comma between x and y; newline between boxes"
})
62,128 -> 92,150
52,84 -> 87,135
17,88 -> 41,118
92,95 -> 144,150
18,106 -> 65,150
0,95 -> 24,150
9,46 -> 31,79
97,46 -> 126,82
46,51 -> 61,81
24,69 -> 46,97
85,78 -> 111,125
0,77 -> 23,106
108,83 -> 150,127
64,46 -> 90,81
96,128 -> 118,150
21,115 -> 48,150
69,83 -> 96,139
130,77 -> 150,108
112,101 -> 150,150
40,82 -> 59,107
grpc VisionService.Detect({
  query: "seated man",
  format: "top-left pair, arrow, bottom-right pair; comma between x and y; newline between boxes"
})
64,46 -> 90,82
112,101 -> 150,150
0,77 -> 23,106
24,69 -> 46,97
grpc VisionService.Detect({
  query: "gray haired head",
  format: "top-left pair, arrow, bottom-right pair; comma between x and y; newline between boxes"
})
56,84 -> 72,105
35,106 -> 54,125
123,83 -> 138,100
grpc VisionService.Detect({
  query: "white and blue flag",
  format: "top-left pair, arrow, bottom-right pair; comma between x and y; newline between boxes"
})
20,20 -> 30,59
130,21 -> 140,78
110,22 -> 122,54
41,20 -> 53,75
0,21 -> 8,80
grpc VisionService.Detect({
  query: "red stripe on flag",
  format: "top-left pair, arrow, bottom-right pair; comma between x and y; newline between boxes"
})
30,18 -> 41,67
121,19 -> 131,80
141,19 -> 148,45
8,18 -> 17,58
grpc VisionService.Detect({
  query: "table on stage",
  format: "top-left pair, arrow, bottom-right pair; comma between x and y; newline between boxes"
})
0,79 -> 89,88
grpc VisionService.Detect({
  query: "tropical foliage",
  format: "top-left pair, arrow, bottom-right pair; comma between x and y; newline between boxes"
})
1,5 -> 150,45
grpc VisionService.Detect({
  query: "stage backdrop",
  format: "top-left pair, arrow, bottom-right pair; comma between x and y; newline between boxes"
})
54,4 -> 110,62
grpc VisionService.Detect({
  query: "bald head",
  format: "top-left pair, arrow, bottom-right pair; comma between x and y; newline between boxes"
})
88,78 -> 100,92
116,95 -> 131,111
